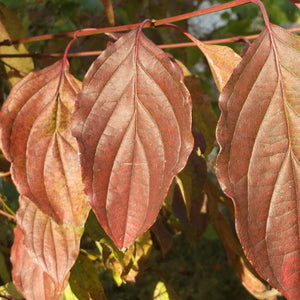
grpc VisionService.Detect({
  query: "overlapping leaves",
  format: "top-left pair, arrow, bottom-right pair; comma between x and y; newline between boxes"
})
0,59 -> 89,299
216,24 -> 300,299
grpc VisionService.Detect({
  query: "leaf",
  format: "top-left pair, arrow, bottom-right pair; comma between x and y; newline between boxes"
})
60,284 -> 80,300
69,253 -> 107,300
183,31 -> 241,92
153,280 -> 180,300
99,0 -> 115,25
0,59 -> 89,226
11,226 -> 67,300
0,3 -> 34,87
216,24 -> 300,299
153,281 -> 169,300
0,251 -> 10,283
196,42 -> 241,92
184,75 -> 217,154
72,25 -> 193,249
205,179 -> 278,300
16,195 -> 83,289
176,134 -> 207,220
0,282 -> 23,299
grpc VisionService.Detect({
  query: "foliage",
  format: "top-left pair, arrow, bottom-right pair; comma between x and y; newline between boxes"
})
0,0 -> 299,299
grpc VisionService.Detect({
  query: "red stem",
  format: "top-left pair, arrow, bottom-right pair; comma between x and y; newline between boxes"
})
154,0 -> 251,25
1,25 -> 300,59
0,209 -> 16,221
0,0 -> 252,46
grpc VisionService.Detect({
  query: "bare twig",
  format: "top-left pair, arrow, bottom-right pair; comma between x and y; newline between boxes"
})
0,0 -> 252,46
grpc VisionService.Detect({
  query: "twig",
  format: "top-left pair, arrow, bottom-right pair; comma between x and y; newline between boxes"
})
0,26 -> 299,59
0,0 -> 252,46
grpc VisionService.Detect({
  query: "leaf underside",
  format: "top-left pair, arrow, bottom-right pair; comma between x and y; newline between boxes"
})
11,225 -> 67,300
0,60 -> 89,226
72,26 -> 193,249
16,196 -> 83,288
216,24 -> 300,299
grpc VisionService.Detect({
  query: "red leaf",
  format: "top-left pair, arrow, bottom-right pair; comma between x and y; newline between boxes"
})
289,0 -> 300,9
72,25 -> 193,249
193,41 -> 241,92
0,60 -> 89,226
16,195 -> 83,288
216,24 -> 300,299
11,226 -> 68,300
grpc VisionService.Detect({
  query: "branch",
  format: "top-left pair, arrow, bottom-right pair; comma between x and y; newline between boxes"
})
0,209 -> 16,221
0,0 -> 252,46
0,27 -> 299,59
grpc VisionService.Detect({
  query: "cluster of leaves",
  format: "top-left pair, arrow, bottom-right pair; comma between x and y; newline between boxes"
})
0,0 -> 300,299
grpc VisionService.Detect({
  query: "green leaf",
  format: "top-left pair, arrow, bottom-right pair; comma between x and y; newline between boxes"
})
0,251 -> 10,283
69,253 -> 107,300
60,284 -> 80,300
0,281 -> 23,299
0,3 -> 34,87
153,281 -> 180,300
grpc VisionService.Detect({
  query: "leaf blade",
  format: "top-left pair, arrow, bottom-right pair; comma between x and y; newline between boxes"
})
216,24 -> 300,299
0,60 -> 88,226
11,225 -> 67,300
72,27 -> 193,249
16,195 -> 83,288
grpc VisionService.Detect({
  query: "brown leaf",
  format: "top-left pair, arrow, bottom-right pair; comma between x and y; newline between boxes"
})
16,195 -> 83,288
0,3 -> 34,87
11,226 -> 67,300
216,24 -> 300,299
200,42 -> 241,91
151,215 -> 173,257
72,25 -> 193,249
186,35 -> 241,91
0,60 -> 89,226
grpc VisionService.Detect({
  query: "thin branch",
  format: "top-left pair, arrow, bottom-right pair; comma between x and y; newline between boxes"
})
0,27 -> 299,59
0,209 -> 16,221
0,171 -> 11,177
0,0 -> 252,46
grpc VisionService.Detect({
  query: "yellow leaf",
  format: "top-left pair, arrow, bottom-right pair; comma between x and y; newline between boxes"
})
0,3 -> 34,87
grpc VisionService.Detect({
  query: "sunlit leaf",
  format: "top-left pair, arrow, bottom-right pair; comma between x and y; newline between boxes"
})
153,280 -> 180,300
11,226 -> 67,300
72,24 -> 193,249
150,215 -> 173,257
183,31 -> 241,92
196,42 -> 241,92
153,281 -> 169,300
0,281 -> 23,299
0,3 -> 34,87
216,24 -> 300,299
0,59 -> 89,226
16,195 -> 83,288
60,284 -> 80,300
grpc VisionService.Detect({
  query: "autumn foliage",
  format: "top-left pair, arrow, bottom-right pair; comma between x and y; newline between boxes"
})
0,0 -> 300,299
